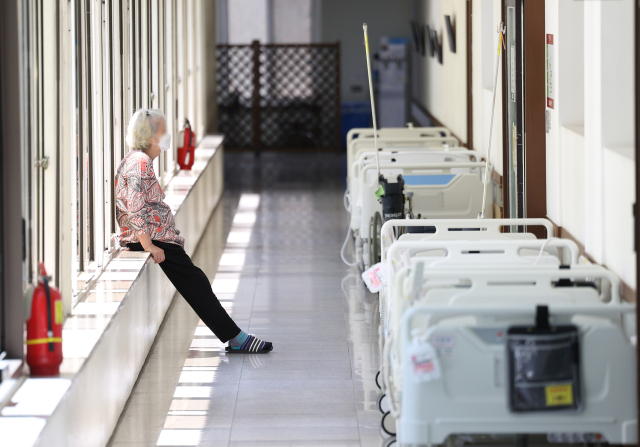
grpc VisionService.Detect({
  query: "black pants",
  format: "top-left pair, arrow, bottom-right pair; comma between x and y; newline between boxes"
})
128,240 -> 241,343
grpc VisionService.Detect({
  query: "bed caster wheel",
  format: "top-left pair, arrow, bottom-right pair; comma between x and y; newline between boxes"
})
377,393 -> 389,413
375,370 -> 382,390
381,411 -> 396,436
382,437 -> 397,447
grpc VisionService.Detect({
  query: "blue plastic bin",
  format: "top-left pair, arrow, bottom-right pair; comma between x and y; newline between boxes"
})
341,102 -> 372,148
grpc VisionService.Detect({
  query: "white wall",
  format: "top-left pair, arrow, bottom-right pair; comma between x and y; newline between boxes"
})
321,0 -> 413,103
412,0 -> 503,170
273,0 -> 313,43
413,0 -> 468,143
545,0 -> 636,291
228,0 -> 271,44
224,0 -> 320,45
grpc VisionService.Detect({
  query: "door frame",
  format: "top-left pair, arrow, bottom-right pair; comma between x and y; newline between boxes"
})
501,0 -> 546,234
522,0 -> 546,223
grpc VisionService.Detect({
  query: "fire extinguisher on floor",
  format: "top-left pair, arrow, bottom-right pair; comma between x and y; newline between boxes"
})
177,119 -> 196,170
25,263 -> 63,376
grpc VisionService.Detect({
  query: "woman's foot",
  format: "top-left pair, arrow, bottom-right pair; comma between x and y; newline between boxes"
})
226,331 -> 273,354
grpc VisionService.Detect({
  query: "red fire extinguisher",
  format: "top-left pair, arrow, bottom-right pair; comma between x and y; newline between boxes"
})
26,263 -> 63,376
177,119 -> 196,170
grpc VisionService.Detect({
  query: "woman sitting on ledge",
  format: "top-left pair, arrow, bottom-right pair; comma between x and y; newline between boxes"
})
114,109 -> 273,354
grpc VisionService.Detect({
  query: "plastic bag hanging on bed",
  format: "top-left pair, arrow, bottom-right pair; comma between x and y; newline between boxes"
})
506,305 -> 582,413
407,338 -> 441,383
378,175 -> 405,221
361,262 -> 387,293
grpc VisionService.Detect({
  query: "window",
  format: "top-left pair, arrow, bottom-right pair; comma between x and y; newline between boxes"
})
20,0 -> 207,312
223,0 -> 319,45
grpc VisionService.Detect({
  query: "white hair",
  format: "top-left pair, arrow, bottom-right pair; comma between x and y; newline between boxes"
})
126,109 -> 166,151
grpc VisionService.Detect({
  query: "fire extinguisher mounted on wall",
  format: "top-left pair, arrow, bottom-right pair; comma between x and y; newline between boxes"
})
177,118 -> 196,170
25,263 -> 63,376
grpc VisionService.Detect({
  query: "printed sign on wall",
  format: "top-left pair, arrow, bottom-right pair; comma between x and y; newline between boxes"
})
546,34 -> 554,109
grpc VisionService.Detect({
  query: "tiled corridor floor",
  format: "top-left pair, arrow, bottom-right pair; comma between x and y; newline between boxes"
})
108,153 -> 385,447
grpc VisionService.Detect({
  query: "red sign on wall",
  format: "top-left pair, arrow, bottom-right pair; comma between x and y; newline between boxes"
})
546,34 -> 554,109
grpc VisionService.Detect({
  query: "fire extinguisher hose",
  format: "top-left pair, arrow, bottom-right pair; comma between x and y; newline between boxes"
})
185,119 -> 193,147
42,276 -> 55,352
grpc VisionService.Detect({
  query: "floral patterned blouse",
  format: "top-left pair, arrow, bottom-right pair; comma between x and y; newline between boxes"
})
115,150 -> 185,247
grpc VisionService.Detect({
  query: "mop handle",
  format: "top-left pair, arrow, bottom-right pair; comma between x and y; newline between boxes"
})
479,23 -> 505,219
363,24 -> 380,178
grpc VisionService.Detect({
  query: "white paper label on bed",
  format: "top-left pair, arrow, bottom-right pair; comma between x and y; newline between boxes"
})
361,262 -> 387,293
408,341 -> 441,382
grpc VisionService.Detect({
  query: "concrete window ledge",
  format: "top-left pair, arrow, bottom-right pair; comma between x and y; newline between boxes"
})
0,136 -> 225,447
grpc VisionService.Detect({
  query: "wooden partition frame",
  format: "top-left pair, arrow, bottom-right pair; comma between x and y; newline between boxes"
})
522,0 -> 546,221
466,0 -> 473,152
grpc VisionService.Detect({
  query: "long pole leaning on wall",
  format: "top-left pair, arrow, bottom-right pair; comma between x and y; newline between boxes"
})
466,0 -> 473,154
479,24 -> 505,219
635,0 -> 639,439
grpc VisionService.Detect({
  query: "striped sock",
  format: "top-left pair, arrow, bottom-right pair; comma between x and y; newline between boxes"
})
228,330 -> 249,348
227,331 -> 271,352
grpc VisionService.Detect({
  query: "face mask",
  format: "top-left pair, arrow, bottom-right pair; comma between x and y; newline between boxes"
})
158,133 -> 171,152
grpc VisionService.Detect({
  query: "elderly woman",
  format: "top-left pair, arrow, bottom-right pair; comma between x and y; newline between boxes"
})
115,109 -> 272,354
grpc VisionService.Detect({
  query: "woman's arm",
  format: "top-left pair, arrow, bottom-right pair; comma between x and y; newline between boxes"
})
139,232 -> 165,263
138,232 -> 153,250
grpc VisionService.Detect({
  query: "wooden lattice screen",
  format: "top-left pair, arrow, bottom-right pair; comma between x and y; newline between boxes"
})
216,41 -> 340,150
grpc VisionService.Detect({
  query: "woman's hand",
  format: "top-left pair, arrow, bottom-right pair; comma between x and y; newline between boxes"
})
138,232 -> 164,263
146,244 -> 165,263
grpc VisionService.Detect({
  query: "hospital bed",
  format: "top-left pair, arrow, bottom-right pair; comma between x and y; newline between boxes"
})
352,149 -> 480,185
377,218 -> 556,318
379,236 -> 582,402
348,149 -> 481,222
347,147 -> 475,221
347,136 -> 460,186
346,126 -> 451,149
373,219 -> 569,436
392,264 -> 636,445
376,219 -> 559,343
342,129 -> 463,270
374,217 -> 554,283
354,162 -> 492,270
384,237 -> 581,334
348,151 -> 482,243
